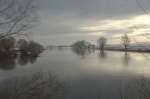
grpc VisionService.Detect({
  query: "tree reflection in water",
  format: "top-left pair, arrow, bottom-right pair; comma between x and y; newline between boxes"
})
0,52 -> 42,70
18,53 -> 39,66
72,47 -> 95,59
0,72 -> 66,99
122,52 -> 130,66
72,47 -> 88,59
0,54 -> 17,70
98,51 -> 107,59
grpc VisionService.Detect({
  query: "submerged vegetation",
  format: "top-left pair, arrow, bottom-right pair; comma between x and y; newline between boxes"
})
18,39 -> 44,56
0,36 -> 44,70
71,40 -> 96,57
0,36 -> 44,56
0,37 -> 44,70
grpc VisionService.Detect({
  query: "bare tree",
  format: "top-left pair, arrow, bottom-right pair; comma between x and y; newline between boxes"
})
0,0 -> 36,40
121,34 -> 130,52
97,37 -> 107,51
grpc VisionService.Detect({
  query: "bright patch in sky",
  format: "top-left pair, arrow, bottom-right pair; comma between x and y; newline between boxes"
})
78,15 -> 150,44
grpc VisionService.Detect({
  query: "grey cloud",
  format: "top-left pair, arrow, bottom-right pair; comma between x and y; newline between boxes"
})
99,29 -> 133,35
37,0 -> 150,20
128,24 -> 150,29
30,0 -> 150,45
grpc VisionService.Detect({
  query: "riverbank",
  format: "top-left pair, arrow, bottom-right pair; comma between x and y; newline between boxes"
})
105,48 -> 150,53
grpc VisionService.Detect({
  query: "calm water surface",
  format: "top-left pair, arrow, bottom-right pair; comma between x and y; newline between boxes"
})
0,48 -> 150,99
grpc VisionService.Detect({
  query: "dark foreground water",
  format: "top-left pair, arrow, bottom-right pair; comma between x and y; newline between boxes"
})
0,48 -> 150,99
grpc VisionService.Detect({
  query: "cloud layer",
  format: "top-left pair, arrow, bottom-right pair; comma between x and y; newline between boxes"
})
30,0 -> 150,45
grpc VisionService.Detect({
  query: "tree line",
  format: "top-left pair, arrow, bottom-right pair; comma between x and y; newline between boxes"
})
72,34 -> 130,52
0,36 -> 44,56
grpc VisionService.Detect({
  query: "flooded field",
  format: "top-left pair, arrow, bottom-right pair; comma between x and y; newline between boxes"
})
0,48 -> 150,99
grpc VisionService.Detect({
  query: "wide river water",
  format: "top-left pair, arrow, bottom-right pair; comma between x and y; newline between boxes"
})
0,48 -> 150,99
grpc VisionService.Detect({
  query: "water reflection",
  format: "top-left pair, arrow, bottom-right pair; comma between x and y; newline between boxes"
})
18,53 -> 39,66
0,72 -> 66,99
0,49 -> 149,99
122,52 -> 131,66
0,55 -> 17,70
98,51 -> 107,59
72,47 -> 88,58
0,52 -> 42,70
88,48 -> 95,54
0,71 -> 150,99
72,47 -> 95,58
47,46 -> 68,51
72,48 -> 132,66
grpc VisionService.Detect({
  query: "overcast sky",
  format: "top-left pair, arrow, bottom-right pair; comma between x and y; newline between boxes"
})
29,0 -> 150,45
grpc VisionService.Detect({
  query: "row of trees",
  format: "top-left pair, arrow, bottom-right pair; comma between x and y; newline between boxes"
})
18,39 -> 44,55
72,34 -> 130,52
0,36 -> 44,56
72,40 -> 96,50
97,34 -> 130,52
